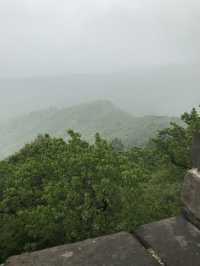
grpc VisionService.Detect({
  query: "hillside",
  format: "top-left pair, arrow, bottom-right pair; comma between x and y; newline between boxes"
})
0,100 -> 180,159
1,105 -> 194,263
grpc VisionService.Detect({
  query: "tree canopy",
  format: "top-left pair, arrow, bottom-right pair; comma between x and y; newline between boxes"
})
0,107 -> 200,263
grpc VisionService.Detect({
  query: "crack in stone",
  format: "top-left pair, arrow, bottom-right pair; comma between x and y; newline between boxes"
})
147,248 -> 165,266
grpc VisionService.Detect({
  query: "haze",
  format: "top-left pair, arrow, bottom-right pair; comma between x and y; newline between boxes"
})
0,0 -> 199,119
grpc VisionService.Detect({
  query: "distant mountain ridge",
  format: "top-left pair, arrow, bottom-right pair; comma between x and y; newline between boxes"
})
0,64 -> 199,121
0,100 -> 180,159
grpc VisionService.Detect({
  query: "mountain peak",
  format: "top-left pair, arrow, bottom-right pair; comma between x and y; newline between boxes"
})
0,100 -> 179,159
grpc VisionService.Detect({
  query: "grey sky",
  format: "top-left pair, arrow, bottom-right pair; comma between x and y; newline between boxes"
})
0,0 -> 199,77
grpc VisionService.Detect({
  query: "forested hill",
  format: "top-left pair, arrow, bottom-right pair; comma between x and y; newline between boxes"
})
0,100 -> 179,159
0,107 -> 199,263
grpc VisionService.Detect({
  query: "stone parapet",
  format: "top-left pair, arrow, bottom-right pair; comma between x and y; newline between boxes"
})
182,168 -> 200,227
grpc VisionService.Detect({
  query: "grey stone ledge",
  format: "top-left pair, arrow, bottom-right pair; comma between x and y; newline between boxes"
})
136,216 -> 200,266
4,232 -> 160,266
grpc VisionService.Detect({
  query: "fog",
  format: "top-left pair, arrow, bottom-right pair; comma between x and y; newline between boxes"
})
0,0 -> 199,119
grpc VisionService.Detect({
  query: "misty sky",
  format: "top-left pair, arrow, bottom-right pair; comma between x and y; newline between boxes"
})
0,0 -> 199,77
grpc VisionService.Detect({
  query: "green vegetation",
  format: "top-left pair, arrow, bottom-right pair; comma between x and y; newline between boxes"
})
0,107 -> 199,263
0,100 -> 180,159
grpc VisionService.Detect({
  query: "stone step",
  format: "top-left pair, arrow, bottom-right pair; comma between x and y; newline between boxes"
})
4,232 -> 160,266
136,216 -> 200,266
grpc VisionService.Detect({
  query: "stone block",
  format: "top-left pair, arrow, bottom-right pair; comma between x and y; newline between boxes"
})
136,216 -> 200,266
182,169 -> 200,225
4,232 -> 159,266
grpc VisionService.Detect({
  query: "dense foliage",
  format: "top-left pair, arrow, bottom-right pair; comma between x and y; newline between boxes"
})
0,107 -> 199,263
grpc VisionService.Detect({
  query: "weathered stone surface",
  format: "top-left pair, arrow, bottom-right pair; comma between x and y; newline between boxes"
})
136,216 -> 200,266
183,207 -> 200,230
4,232 -> 159,266
182,169 -> 200,223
